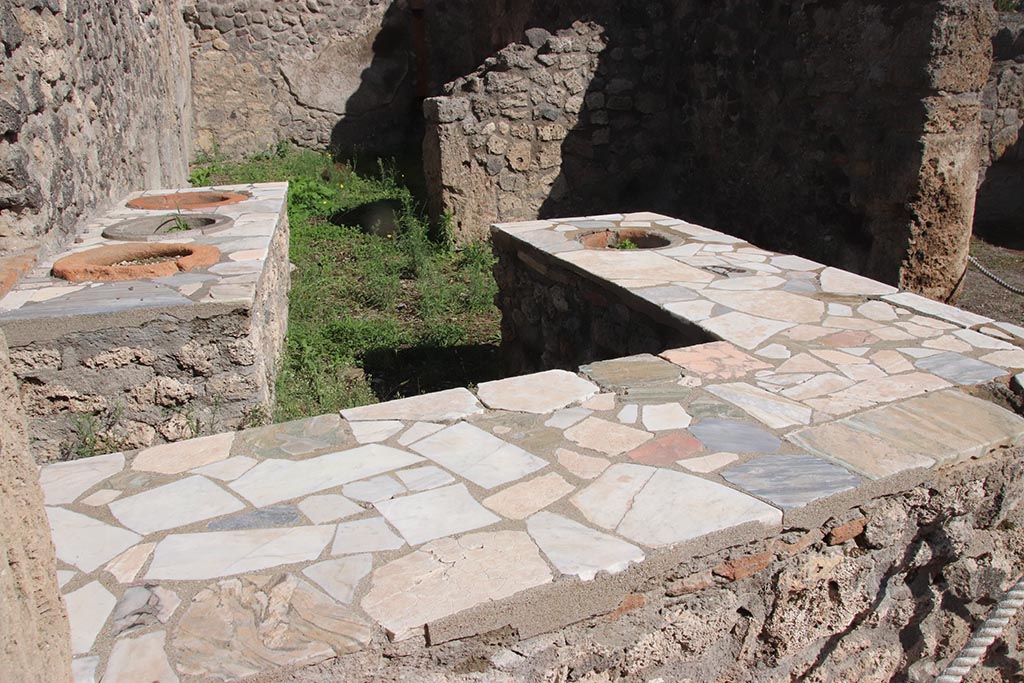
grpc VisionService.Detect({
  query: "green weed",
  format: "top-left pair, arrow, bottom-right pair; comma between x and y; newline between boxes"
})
188,149 -> 502,421
61,406 -> 128,460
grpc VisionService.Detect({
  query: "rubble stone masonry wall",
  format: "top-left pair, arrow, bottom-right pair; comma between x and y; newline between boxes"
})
184,0 -> 418,159
425,0 -> 996,300
976,10 -> 1024,234
0,0 -> 192,256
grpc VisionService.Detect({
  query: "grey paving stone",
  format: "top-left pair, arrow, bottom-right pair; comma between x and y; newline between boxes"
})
689,419 -> 782,453
721,454 -> 861,509
581,354 -> 681,389
206,505 -> 301,531
0,281 -> 193,319
913,351 -> 1007,385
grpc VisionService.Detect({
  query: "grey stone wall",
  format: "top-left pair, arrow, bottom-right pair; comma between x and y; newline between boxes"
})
184,0 -> 418,159
425,0 -> 995,300
0,330 -> 70,682
0,0 -> 192,256
976,10 -> 1024,236
492,228 -> 712,376
424,21 -> 608,243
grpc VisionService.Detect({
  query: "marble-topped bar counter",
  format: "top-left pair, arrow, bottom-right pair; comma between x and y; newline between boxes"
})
0,183 -> 290,461
42,213 -> 1024,682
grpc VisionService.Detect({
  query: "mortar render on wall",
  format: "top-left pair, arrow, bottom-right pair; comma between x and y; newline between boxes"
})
0,0 -> 191,256
184,0 -> 418,159
0,330 -> 70,683
424,0 -> 995,301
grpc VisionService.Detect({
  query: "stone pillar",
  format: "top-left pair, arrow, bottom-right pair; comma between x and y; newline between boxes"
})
892,0 -> 996,300
0,330 -> 70,682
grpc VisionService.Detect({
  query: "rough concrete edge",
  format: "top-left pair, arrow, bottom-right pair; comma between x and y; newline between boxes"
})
425,518 -> 779,645
0,300 -> 253,346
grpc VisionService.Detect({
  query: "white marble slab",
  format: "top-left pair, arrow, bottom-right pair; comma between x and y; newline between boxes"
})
109,476 -> 245,535
40,452 -> 124,505
46,507 -> 141,573
410,422 -> 547,489
526,511 -> 644,580
146,526 -> 334,580
375,484 -> 500,545
229,445 -> 424,507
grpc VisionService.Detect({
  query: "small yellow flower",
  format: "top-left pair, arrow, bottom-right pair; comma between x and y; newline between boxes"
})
386,234 -> 393,239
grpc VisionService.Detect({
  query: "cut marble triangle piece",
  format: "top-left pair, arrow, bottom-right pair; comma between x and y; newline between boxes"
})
349,420 -> 404,444
303,554 -> 373,604
775,353 -> 833,374
39,452 -> 124,505
701,312 -> 796,350
332,517 -> 405,555
397,422 -> 445,446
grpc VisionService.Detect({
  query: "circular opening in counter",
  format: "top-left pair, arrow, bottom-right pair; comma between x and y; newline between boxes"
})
126,190 -> 250,211
578,228 -> 674,250
52,243 -> 222,282
101,213 -> 233,241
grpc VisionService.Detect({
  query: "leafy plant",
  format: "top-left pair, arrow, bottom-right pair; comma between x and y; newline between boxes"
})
164,210 -> 191,233
189,165 -> 212,187
61,406 -> 128,460
615,238 -> 639,250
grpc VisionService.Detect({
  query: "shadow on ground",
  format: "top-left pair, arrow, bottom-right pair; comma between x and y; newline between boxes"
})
361,343 -> 503,402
